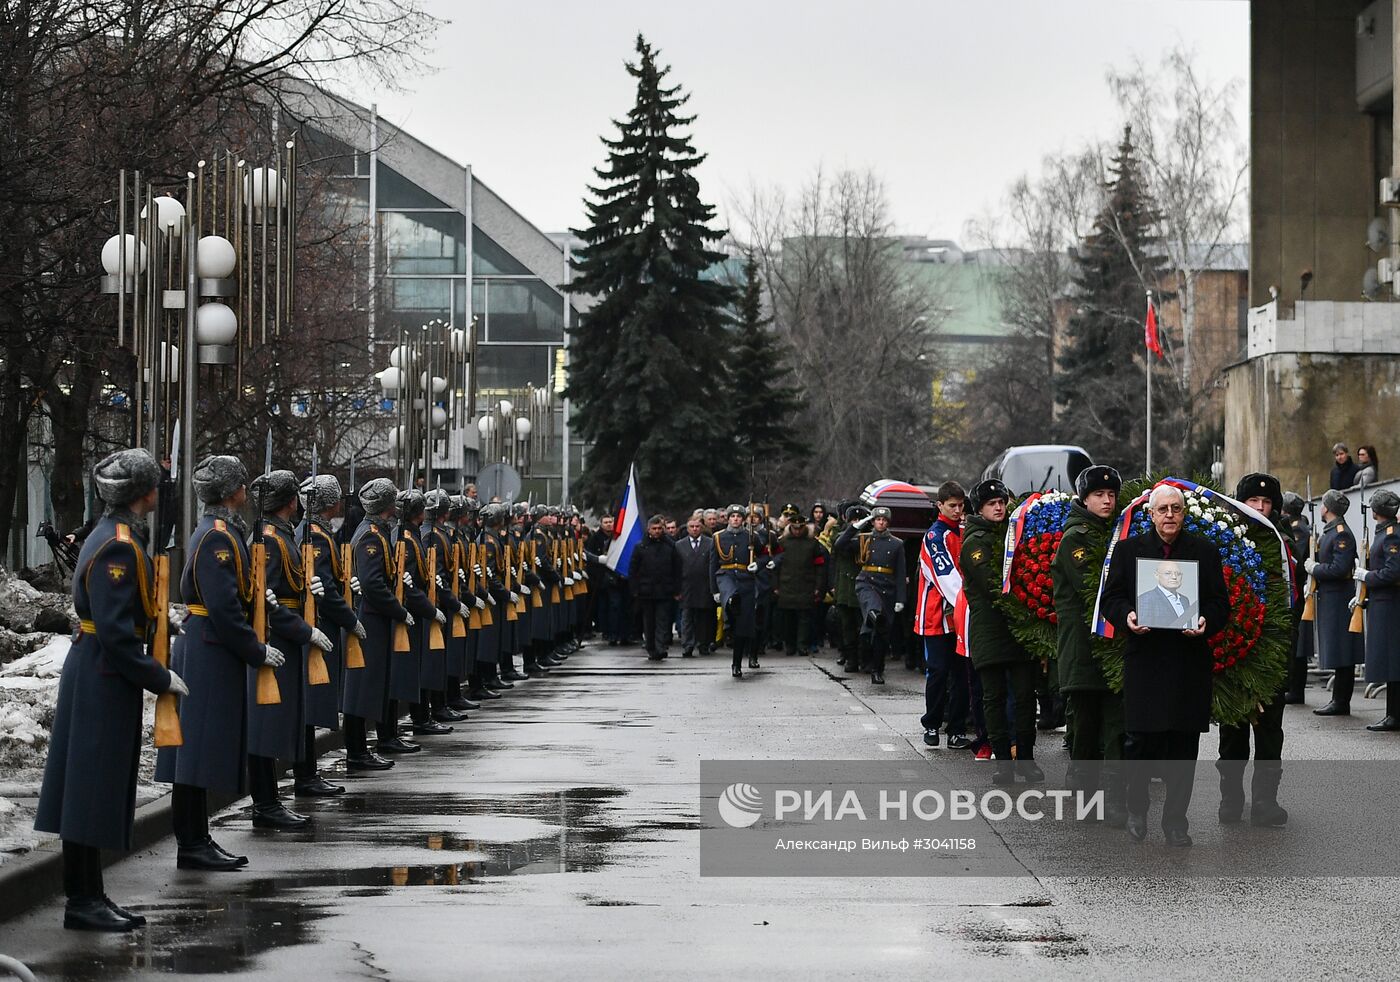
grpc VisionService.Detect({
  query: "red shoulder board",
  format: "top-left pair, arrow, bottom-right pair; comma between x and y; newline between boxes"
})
264,524 -> 276,536
115,523 -> 132,543
214,519 -> 227,531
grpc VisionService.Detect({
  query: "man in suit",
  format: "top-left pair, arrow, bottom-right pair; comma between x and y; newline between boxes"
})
676,514 -> 716,657
1102,483 -> 1230,847
1135,561 -> 1199,629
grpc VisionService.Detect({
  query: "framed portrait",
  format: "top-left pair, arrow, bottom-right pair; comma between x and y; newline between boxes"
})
1134,558 -> 1201,630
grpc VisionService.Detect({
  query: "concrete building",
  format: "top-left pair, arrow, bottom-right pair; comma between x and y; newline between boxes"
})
1226,0 -> 1400,492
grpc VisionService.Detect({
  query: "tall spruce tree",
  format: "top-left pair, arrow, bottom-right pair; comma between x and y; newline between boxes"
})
731,252 -> 806,499
1056,127 -> 1177,475
565,35 -> 738,511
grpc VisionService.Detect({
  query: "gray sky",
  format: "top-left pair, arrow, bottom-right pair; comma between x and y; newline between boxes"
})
357,0 -> 1248,242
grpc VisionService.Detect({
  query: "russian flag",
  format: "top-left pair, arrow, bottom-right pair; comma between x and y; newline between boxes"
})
605,462 -> 645,576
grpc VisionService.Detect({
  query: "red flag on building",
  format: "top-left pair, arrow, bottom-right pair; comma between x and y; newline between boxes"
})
1144,294 -> 1164,360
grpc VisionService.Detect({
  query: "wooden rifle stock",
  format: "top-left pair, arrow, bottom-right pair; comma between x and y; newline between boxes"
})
152,553 -> 183,747
251,540 -> 281,705
341,542 -> 365,669
394,539 -> 412,651
467,541 -> 484,629
504,542 -> 519,622
450,538 -> 467,637
476,543 -> 494,627
303,541 -> 330,686
1351,517 -> 1369,634
427,544 -> 446,650
529,541 -> 544,609
1301,527 -> 1318,622
549,538 -> 562,604
574,537 -> 589,595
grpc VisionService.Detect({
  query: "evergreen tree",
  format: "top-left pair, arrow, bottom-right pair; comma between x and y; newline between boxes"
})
730,252 -> 806,499
565,35 -> 738,511
1056,127 -> 1177,474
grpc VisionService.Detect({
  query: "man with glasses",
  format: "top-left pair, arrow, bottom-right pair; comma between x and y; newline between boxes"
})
1101,483 -> 1230,847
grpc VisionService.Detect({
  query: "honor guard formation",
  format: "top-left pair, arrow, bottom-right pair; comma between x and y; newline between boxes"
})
30,442 -> 1400,929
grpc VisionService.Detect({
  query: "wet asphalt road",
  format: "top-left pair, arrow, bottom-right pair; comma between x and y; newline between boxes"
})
2,642 -> 1399,980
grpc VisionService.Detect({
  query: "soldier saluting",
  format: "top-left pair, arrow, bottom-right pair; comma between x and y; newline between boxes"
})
834,505 -> 907,685
35,449 -> 189,931
1305,489 -> 1365,716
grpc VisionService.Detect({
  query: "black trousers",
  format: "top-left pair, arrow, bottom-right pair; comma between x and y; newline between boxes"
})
172,783 -> 210,847
836,605 -> 860,666
62,841 -> 104,901
293,726 -> 320,780
1125,730 -> 1200,831
1219,689 -> 1285,761
920,634 -> 970,734
681,605 -> 716,652
640,599 -> 673,655
779,606 -> 812,654
979,661 -> 1037,758
248,754 -> 281,806
1067,689 -> 1125,762
1331,665 -> 1356,707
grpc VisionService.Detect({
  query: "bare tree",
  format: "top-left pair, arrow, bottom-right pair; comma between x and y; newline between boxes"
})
734,168 -> 947,499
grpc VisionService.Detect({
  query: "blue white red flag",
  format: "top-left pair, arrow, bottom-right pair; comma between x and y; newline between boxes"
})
604,462 -> 645,576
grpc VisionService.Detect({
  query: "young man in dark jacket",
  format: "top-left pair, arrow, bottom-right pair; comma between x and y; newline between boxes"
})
628,515 -> 683,660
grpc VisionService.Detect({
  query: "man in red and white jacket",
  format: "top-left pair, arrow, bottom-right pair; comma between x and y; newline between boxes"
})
916,481 -> 976,749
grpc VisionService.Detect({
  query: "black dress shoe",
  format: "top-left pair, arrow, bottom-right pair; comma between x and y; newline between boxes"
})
748,656 -> 760,669
1016,759 -> 1045,783
502,669 -> 529,681
294,776 -> 346,796
431,707 -> 466,723
207,837 -> 249,867
65,897 -> 139,932
992,761 -> 1015,786
252,803 -> 311,830
525,664 -> 549,677
177,841 -> 246,871
472,686 -> 504,700
347,752 -> 395,770
482,677 -> 505,691
1164,828 -> 1193,847
447,696 -> 480,711
1218,798 -> 1244,824
1367,716 -> 1400,731
411,720 -> 453,736
1313,702 -> 1350,716
681,647 -> 694,658
871,672 -> 885,685
732,665 -> 743,678
540,654 -> 563,667
104,896 -> 146,927
1282,693 -> 1305,705
377,736 -> 422,754
492,677 -> 516,689
1126,813 -> 1148,842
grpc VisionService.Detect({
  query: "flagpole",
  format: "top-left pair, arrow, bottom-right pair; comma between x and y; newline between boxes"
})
1145,290 -> 1153,476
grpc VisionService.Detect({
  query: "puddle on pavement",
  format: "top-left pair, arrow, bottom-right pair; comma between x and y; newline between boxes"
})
25,897 -> 327,980
953,917 -> 1089,959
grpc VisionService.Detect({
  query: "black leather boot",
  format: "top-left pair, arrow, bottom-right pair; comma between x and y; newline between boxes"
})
1249,762 -> 1288,827
1216,760 -> 1246,823
252,802 -> 311,830
65,897 -> 139,932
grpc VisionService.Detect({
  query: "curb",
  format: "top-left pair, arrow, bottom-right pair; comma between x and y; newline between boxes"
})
0,729 -> 345,924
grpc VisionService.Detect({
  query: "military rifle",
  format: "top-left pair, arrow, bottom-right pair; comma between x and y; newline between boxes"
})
252,429 -> 282,705
393,538 -> 412,651
302,538 -> 330,686
1301,475 -> 1317,622
426,542 -> 446,651
1350,480 -> 1369,634
150,450 -> 182,747
341,541 -> 365,669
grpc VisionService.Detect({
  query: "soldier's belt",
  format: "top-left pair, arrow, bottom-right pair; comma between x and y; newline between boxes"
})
861,565 -> 895,575
719,563 -> 747,571
187,604 -> 210,617
277,598 -> 302,609
79,619 -> 97,635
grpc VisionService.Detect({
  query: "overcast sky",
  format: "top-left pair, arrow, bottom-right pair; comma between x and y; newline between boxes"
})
355,0 -> 1248,243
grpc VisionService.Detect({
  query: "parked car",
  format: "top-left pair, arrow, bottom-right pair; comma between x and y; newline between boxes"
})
980,445 -> 1093,497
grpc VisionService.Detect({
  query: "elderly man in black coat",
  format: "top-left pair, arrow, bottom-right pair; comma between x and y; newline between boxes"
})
628,515 -> 684,660
1102,483 -> 1229,847
676,514 -> 717,656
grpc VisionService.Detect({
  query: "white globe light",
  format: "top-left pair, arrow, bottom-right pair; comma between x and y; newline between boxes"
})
101,234 -> 147,276
141,196 -> 186,236
477,415 -> 495,436
498,399 -> 514,417
418,373 -> 448,395
195,303 -> 238,345
388,344 -> 413,369
246,167 -> 286,209
196,236 -> 236,278
378,366 -> 402,394
388,425 -> 403,453
515,416 -> 532,438
431,406 -> 448,428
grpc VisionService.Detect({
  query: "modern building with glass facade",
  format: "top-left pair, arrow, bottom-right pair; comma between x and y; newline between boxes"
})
288,83 -> 589,502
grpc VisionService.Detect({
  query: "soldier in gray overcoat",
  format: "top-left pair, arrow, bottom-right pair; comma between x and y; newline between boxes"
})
1306,489 -> 1366,716
1359,489 -> 1400,731
35,449 -> 184,931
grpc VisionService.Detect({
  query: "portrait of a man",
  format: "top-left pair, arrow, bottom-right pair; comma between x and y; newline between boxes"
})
1135,558 -> 1200,630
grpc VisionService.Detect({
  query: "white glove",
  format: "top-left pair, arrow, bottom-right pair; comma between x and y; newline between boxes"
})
263,644 -> 286,668
403,612 -> 416,627
265,588 -> 277,605
713,592 -> 722,604
766,560 -> 776,570
534,556 -> 542,567
436,574 -> 447,591
434,609 -> 447,625
581,571 -> 589,580
309,627 -> 334,652
352,620 -> 368,640
350,575 -> 362,594
1354,568 -> 1369,584
894,602 -> 905,614
564,576 -> 574,586
458,568 -> 468,584
1303,558 -> 1318,575
473,564 -> 483,578
509,592 -> 520,605
746,562 -> 759,572
521,584 -> 532,595
475,597 -> 486,610
166,670 -> 190,697
167,602 -> 189,635
402,571 -> 414,588
309,575 -> 325,597
855,515 -> 873,530
1349,596 -> 1361,611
